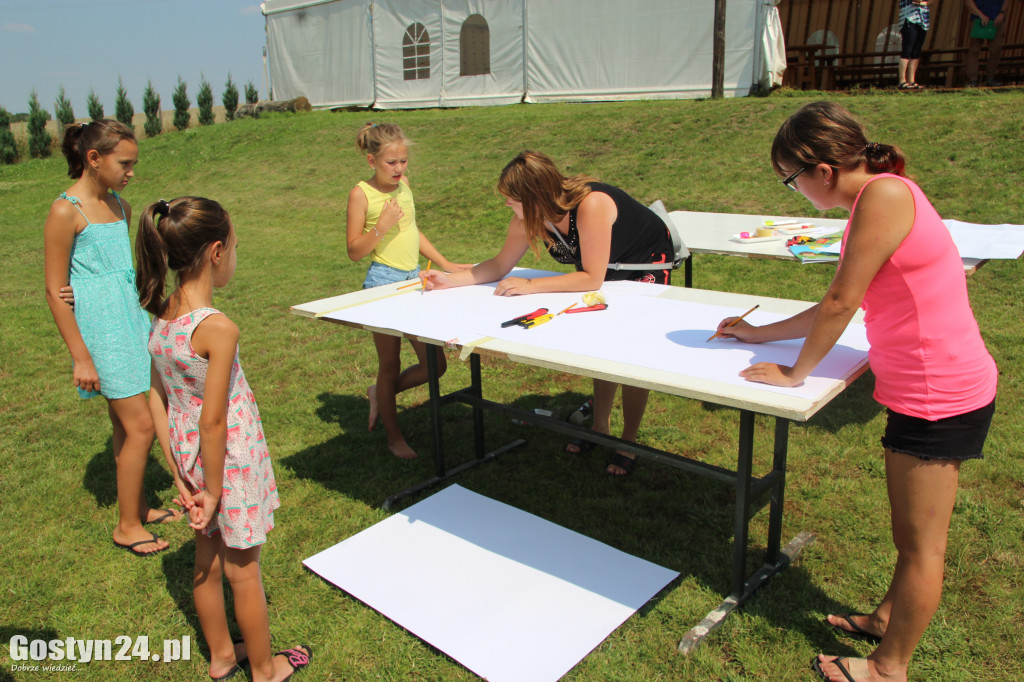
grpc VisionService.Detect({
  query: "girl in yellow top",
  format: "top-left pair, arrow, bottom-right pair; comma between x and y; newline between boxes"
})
346,123 -> 469,459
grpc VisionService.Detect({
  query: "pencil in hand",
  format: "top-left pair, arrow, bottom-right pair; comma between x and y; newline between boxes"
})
707,304 -> 759,342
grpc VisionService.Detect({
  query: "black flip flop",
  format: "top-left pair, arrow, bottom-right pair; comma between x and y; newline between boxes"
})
565,438 -> 597,455
113,532 -> 168,557
146,508 -> 181,525
830,613 -> 882,644
606,452 -> 638,476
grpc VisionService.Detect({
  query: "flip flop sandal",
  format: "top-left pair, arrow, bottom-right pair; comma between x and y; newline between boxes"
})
276,645 -> 312,680
146,508 -> 181,525
811,656 -> 869,682
113,532 -> 168,557
565,438 -> 597,455
897,82 -> 913,90
606,452 -> 638,476
210,639 -> 249,680
210,663 -> 241,681
830,613 -> 882,644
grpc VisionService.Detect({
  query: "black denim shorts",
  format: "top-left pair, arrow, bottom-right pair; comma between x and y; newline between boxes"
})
881,399 -> 995,461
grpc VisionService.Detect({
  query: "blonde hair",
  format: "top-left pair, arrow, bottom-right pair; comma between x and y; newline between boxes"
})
355,122 -> 410,156
497,151 -> 594,257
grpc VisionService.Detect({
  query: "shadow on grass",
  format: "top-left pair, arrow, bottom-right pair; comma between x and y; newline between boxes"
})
81,438 -> 178,510
0,625 -> 60,682
279,389 -> 878,651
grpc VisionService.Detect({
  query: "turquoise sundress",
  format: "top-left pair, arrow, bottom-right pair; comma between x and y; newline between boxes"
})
62,192 -> 151,399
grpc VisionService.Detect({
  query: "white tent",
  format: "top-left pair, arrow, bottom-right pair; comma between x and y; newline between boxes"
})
261,0 -> 785,109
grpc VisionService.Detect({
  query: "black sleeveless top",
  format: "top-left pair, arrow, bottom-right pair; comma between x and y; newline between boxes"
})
546,182 -> 672,283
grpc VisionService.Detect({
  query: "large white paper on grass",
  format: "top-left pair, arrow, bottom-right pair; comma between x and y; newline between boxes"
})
322,270 -> 869,400
943,219 -> 1024,259
304,485 -> 679,682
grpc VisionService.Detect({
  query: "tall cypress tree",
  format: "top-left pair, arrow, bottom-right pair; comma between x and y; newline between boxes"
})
172,77 -> 190,132
87,89 -> 104,121
143,81 -> 162,137
0,106 -> 19,165
28,90 -> 52,158
114,77 -> 134,127
197,75 -> 214,126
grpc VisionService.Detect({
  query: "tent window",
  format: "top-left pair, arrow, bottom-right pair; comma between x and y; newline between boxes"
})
460,14 -> 490,76
403,22 -> 431,81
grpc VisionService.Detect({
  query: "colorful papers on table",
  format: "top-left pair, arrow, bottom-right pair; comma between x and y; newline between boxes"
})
788,234 -> 842,264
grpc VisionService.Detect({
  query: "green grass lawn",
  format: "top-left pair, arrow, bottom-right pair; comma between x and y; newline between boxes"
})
1,90 -> 1022,681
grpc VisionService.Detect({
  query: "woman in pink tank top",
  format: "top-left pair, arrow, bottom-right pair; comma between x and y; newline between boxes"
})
713,101 -> 996,682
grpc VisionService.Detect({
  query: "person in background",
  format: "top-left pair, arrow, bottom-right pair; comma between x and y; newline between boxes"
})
897,0 -> 931,89
965,0 -> 1009,86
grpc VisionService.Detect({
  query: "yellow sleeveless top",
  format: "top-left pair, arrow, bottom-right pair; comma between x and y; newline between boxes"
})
358,180 -> 419,271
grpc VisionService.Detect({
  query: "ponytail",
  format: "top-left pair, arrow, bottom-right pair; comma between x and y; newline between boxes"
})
62,119 -> 136,179
863,141 -> 905,176
136,202 -> 171,316
771,101 -> 907,180
134,197 -> 231,316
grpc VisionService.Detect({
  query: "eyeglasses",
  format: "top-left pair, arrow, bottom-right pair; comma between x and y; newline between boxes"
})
782,166 -> 807,192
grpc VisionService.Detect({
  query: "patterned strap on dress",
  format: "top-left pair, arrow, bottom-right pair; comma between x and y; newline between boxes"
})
58,191 -> 126,223
58,193 -> 91,224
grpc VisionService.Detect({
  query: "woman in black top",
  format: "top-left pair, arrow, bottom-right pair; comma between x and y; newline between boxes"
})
423,151 -> 673,475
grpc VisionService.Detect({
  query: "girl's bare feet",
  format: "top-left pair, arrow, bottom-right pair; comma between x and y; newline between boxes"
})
388,438 -> 417,460
367,385 -> 379,432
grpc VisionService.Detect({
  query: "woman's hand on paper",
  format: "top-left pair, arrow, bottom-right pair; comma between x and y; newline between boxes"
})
493,277 -> 533,296
714,317 -> 758,342
421,270 -> 451,291
739,362 -> 804,387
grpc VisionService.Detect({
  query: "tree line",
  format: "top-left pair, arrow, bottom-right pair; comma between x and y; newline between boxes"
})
0,75 -> 261,166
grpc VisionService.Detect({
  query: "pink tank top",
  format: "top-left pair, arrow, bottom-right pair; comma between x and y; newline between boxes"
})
843,174 -> 997,420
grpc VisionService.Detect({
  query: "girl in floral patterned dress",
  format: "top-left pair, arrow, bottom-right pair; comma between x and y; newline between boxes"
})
136,197 -> 310,682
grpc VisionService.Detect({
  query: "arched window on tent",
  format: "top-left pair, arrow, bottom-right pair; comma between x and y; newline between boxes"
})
403,22 -> 430,80
460,14 -> 490,76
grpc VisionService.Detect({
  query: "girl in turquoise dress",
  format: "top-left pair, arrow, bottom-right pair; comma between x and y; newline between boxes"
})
43,120 -> 182,557
138,197 -> 310,682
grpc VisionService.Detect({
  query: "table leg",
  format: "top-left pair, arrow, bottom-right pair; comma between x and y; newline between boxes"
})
684,255 -> 693,288
731,410 -> 755,598
426,342 -> 446,479
471,354 -> 485,459
765,417 -> 790,565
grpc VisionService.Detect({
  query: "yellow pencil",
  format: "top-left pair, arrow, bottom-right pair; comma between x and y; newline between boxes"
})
707,304 -> 759,342
557,302 -> 578,315
397,260 -> 432,290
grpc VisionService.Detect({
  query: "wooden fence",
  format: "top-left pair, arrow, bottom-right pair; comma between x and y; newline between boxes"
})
779,0 -> 1024,89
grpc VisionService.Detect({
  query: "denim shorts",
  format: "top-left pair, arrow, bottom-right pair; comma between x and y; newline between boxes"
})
363,261 -> 420,289
881,399 -> 995,461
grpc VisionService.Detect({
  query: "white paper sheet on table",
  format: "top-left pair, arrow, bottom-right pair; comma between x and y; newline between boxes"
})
322,273 -> 868,401
303,484 -> 679,682
943,219 -> 1024,259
